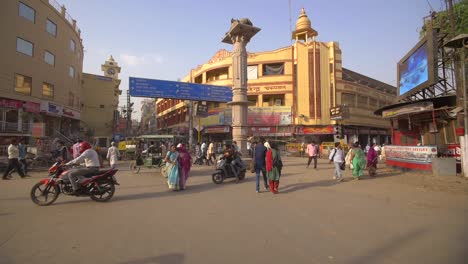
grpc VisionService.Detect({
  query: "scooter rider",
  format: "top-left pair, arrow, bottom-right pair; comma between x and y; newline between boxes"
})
223,144 -> 240,179
64,141 -> 101,193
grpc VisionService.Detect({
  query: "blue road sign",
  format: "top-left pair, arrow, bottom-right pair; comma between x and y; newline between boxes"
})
129,77 -> 233,102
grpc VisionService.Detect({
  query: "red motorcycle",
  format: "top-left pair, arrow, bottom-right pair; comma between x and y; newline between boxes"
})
30,161 -> 119,206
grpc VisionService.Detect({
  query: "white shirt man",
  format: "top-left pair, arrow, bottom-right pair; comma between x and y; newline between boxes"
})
329,143 -> 345,182
65,148 -> 101,192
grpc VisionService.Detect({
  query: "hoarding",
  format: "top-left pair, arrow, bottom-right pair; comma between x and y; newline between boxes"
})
385,145 -> 438,170
397,30 -> 438,98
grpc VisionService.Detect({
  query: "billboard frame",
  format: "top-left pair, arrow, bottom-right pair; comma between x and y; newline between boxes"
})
397,29 -> 438,100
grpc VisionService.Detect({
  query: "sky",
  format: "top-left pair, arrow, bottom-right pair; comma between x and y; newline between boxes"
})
58,0 -> 447,120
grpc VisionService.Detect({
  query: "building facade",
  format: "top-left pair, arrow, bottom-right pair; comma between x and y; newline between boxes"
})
81,56 -> 121,139
0,0 -> 83,143
156,8 -> 396,145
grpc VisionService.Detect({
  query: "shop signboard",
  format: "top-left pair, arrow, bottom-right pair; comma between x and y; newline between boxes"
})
249,126 -> 292,137
40,101 -> 63,116
0,98 -> 22,109
24,101 -> 40,113
62,107 -> 81,120
385,145 -> 438,170
382,102 -> 433,118
205,126 -> 230,134
294,126 -> 334,135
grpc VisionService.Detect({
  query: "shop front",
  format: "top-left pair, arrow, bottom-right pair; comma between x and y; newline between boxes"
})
375,95 -> 461,172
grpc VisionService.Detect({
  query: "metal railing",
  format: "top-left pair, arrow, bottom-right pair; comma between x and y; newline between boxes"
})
47,0 -> 81,35
0,121 -> 31,134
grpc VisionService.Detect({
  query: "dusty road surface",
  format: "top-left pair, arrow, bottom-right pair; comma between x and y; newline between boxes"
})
1,157 -> 467,264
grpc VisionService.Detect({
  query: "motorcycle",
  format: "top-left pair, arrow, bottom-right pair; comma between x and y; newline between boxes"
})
30,161 -> 119,206
212,156 -> 246,184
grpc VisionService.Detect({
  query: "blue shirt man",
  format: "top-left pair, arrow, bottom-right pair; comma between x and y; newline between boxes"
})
254,138 -> 269,193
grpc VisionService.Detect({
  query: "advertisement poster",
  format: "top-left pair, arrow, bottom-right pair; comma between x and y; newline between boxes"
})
32,123 -> 45,137
385,145 -> 438,170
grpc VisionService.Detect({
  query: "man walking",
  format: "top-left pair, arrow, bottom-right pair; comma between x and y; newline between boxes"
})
3,139 -> 26,180
107,142 -> 120,169
329,142 -> 344,182
18,139 -> 28,176
254,137 -> 269,193
207,141 -> 215,166
306,141 -> 318,169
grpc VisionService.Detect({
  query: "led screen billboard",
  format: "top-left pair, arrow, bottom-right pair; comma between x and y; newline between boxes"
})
398,43 -> 429,96
397,30 -> 438,99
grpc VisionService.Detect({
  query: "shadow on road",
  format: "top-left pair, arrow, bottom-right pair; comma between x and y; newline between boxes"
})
119,253 -> 185,264
53,175 -> 252,206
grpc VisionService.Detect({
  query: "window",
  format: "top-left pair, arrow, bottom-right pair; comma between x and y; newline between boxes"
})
44,51 -> 55,66
42,83 -> 54,98
263,63 -> 284,76
70,39 -> 76,52
263,95 -> 285,106
357,95 -> 368,109
14,74 -> 32,95
100,105 -> 105,109
19,2 -> 35,23
341,93 -> 356,107
206,67 -> 229,82
69,66 -> 75,78
247,65 -> 258,80
16,37 -> 33,56
46,19 -> 57,36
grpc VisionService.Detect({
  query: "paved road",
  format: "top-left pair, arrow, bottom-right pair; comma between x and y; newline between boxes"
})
0,157 -> 467,264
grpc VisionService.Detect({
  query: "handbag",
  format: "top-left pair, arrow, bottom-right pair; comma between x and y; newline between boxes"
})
340,162 -> 345,171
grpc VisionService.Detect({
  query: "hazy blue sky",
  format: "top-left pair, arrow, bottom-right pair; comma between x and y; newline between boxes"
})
58,0 -> 446,117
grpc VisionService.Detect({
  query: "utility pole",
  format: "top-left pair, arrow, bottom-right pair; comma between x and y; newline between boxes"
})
126,90 -> 131,137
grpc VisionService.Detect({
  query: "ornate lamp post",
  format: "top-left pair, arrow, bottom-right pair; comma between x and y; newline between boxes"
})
222,18 -> 260,155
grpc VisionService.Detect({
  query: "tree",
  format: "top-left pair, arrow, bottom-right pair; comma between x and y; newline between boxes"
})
420,0 -> 468,38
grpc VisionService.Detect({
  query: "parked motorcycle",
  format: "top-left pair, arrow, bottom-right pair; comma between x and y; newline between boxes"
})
212,156 -> 246,184
30,162 -> 119,206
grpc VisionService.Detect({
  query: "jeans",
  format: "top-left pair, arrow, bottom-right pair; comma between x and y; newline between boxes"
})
334,162 -> 343,179
255,167 -> 268,191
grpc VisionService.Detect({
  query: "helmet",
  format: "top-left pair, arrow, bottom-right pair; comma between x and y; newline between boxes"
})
79,141 -> 92,154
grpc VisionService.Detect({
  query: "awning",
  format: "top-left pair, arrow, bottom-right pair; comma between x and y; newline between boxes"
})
374,95 -> 457,117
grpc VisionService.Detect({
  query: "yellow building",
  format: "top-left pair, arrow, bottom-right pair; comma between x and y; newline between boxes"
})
0,0 -> 84,142
81,56 -> 121,139
0,0 -> 121,149
156,8 -> 396,145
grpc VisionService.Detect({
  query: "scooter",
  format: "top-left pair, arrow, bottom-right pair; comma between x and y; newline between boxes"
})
212,156 -> 246,184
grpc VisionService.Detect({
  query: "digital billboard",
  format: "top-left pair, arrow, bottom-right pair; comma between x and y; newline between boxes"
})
397,30 -> 438,99
398,43 -> 429,95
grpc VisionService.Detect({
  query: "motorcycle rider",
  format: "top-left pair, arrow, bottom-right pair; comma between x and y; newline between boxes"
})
223,144 -> 240,180
64,141 -> 101,193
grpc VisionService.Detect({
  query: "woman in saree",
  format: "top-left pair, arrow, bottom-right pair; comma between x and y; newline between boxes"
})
177,144 -> 192,190
165,145 -> 180,190
366,143 -> 378,177
350,142 -> 366,180
265,142 -> 281,194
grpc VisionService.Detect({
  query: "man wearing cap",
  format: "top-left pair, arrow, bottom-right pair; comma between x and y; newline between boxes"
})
106,142 -> 120,169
